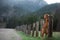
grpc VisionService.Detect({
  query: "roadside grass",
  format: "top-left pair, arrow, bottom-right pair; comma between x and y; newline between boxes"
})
17,31 -> 60,40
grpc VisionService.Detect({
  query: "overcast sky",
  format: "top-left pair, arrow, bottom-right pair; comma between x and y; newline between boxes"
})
44,0 -> 60,4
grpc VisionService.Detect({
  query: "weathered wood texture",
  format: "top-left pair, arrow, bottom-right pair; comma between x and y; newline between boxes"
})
48,15 -> 53,37
36,21 -> 39,37
32,23 -> 35,37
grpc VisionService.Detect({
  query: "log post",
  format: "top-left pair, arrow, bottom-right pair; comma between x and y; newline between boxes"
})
25,24 -> 27,34
40,19 -> 44,36
27,24 -> 31,35
36,21 -> 39,37
40,19 -> 44,30
48,15 -> 53,37
32,23 -> 35,37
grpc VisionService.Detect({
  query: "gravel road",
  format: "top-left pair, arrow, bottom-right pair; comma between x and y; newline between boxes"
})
0,28 -> 22,40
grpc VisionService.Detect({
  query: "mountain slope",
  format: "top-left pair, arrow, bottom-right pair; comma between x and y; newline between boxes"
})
33,3 -> 60,16
0,0 -> 47,18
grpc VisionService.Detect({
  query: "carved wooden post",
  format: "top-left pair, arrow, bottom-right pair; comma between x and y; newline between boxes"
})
36,21 -> 39,37
40,19 -> 44,36
48,15 -> 53,37
23,25 -> 26,33
32,23 -> 35,37
27,24 -> 31,35
25,24 -> 27,34
40,19 -> 44,30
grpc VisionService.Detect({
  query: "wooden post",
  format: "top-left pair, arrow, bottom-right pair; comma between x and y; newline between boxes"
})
27,24 -> 31,35
25,24 -> 27,34
20,25 -> 23,32
26,24 -> 28,35
48,15 -> 53,37
22,25 -> 24,32
36,21 -> 39,37
40,19 -> 44,30
23,25 -> 27,33
32,23 -> 35,37
40,19 -> 44,36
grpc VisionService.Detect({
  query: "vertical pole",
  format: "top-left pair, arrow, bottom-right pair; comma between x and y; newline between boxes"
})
48,15 -> 53,37
25,24 -> 27,34
27,24 -> 31,35
26,24 -> 28,35
36,21 -> 39,37
40,19 -> 44,37
40,19 -> 44,30
32,23 -> 35,37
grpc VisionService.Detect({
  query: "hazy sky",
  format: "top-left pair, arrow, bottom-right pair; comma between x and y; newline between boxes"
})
44,0 -> 60,4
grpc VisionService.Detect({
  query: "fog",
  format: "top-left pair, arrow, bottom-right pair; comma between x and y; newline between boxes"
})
0,0 -> 47,18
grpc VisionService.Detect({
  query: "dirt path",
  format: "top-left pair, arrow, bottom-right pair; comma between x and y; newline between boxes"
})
0,28 -> 22,40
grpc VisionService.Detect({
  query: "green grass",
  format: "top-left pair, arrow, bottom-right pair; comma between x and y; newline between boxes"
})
17,31 -> 41,40
17,31 -> 60,40
52,32 -> 60,40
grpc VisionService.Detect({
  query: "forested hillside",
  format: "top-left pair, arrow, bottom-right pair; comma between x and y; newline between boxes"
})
32,3 -> 59,17
0,0 -> 47,28
6,3 -> 60,28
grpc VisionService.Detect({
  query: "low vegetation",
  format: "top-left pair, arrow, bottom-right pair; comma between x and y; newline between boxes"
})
17,31 -> 60,40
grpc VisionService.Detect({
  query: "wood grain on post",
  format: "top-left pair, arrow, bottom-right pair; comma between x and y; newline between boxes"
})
32,23 -> 35,37
48,15 -> 53,37
36,21 -> 39,37
27,24 -> 31,35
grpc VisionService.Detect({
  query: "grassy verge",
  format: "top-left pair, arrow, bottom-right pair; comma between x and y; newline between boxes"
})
17,31 -> 60,40
17,31 -> 41,40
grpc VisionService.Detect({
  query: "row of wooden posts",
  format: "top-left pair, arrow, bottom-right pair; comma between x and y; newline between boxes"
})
16,15 -> 53,37
16,21 -> 41,37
